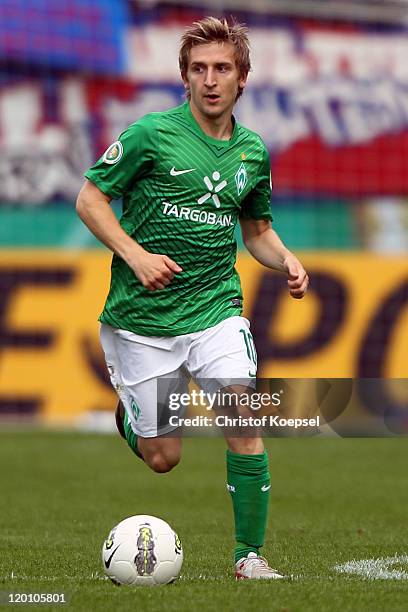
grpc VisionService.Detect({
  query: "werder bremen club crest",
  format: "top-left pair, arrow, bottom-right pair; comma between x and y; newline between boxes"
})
235,163 -> 248,196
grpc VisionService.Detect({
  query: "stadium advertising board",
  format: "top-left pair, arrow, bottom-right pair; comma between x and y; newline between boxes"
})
0,251 -> 406,423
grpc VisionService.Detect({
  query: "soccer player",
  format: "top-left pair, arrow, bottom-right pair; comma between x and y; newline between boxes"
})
76,17 -> 308,579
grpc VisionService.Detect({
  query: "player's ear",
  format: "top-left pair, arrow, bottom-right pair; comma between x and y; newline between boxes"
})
182,76 -> 191,99
238,73 -> 248,90
181,71 -> 189,88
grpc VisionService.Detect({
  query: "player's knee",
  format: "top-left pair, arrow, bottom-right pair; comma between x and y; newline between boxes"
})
147,452 -> 180,473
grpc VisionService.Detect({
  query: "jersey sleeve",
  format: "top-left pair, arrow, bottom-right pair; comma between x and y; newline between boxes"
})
239,142 -> 272,221
84,115 -> 157,199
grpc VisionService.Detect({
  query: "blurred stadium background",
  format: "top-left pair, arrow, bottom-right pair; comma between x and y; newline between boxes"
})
0,0 -> 407,428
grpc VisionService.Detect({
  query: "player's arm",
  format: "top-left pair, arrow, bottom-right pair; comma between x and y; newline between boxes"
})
240,218 -> 309,299
76,180 -> 182,291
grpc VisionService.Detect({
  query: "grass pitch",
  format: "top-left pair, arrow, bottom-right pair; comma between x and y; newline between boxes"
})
0,431 -> 407,611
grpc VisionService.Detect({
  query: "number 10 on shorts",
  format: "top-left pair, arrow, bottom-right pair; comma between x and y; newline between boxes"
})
239,328 -> 257,376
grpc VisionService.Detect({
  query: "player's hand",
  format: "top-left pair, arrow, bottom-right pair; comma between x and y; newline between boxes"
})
130,251 -> 182,291
283,254 -> 309,299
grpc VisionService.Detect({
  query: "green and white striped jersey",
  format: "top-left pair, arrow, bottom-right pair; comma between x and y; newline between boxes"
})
84,102 -> 272,336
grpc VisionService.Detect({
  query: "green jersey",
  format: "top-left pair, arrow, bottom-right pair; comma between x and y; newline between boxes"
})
84,102 -> 272,336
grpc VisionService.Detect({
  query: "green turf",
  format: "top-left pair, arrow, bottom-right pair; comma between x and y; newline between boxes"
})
0,432 -> 407,611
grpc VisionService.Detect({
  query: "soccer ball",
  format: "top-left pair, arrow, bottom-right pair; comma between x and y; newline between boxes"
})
102,515 -> 183,586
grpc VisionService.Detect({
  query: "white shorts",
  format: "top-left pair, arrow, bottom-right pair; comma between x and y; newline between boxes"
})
100,316 -> 257,438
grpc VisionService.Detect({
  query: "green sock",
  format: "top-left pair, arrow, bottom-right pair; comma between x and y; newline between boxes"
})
226,449 -> 270,564
123,411 -> 144,460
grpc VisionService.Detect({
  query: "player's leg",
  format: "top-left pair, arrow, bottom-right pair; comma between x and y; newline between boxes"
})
188,316 -> 282,578
137,435 -> 182,474
120,378 -> 181,473
115,399 -> 181,471
224,433 -> 282,579
115,399 -> 143,459
100,323 -> 187,473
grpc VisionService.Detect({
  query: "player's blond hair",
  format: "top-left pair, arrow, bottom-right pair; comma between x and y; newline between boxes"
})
179,16 -> 251,101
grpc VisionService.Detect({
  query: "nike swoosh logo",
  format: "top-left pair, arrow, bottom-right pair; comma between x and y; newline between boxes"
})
104,544 -> 121,569
170,167 -> 195,176
261,484 -> 271,492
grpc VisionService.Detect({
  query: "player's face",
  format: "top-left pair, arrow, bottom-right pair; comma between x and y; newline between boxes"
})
184,42 -> 247,123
